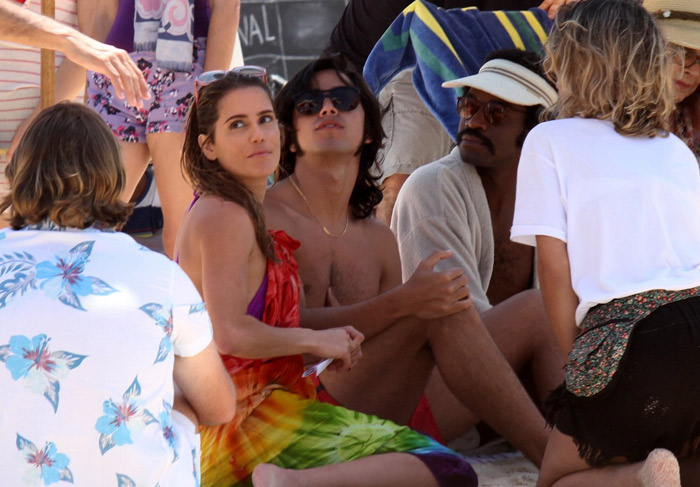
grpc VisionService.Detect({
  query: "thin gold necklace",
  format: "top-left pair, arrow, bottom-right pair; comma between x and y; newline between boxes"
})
289,173 -> 349,238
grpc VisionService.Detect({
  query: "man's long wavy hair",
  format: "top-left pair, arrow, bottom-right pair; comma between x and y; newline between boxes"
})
544,0 -> 674,137
0,102 -> 132,230
182,73 -> 275,260
275,55 -> 385,219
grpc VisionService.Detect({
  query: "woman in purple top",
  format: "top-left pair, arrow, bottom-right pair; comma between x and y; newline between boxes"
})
85,0 -> 240,259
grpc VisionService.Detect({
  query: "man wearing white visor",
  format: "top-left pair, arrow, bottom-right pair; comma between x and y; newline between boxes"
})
392,50 -> 564,448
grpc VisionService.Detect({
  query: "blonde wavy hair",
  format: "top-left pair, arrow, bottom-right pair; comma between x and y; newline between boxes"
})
0,102 -> 132,229
544,0 -> 675,137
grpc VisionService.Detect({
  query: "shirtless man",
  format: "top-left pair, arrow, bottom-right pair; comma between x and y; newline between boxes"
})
264,55 -> 563,466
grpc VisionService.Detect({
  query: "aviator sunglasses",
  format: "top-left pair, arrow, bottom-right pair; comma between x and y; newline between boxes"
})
675,48 -> 700,70
194,65 -> 268,105
293,86 -> 361,115
457,95 -> 528,126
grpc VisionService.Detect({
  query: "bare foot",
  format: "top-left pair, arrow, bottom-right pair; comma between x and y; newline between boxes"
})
252,463 -> 300,487
638,449 -> 681,487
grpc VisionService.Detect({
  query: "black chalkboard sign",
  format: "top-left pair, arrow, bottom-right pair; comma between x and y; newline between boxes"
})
239,0 -> 347,81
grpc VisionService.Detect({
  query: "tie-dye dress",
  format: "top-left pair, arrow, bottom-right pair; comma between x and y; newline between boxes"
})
199,230 -> 477,487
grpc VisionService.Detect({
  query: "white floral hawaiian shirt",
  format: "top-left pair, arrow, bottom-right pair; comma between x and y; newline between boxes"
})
0,225 -> 211,487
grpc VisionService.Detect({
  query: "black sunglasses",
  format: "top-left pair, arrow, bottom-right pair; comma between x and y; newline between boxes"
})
457,96 -> 527,126
293,86 -> 361,115
194,66 -> 268,105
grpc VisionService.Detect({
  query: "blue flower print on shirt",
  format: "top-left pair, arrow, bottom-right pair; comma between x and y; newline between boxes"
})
115,473 -> 160,487
0,334 -> 87,413
16,434 -> 73,486
192,447 -> 201,487
139,303 -> 173,364
188,302 -> 206,315
95,377 -> 157,455
116,474 -> 136,487
0,250 -> 38,309
34,241 -> 117,311
158,400 -> 179,462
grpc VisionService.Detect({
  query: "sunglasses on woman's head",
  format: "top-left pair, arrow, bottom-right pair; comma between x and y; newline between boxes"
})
293,86 -> 361,115
193,66 -> 268,105
457,95 -> 527,126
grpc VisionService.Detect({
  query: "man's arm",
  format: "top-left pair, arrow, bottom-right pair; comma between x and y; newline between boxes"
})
392,163 -> 494,312
0,0 -> 148,106
301,243 -> 471,340
535,235 -> 578,357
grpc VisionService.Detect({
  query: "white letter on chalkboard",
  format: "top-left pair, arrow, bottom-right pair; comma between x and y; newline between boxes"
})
239,16 -> 249,47
249,14 -> 264,46
262,5 -> 276,42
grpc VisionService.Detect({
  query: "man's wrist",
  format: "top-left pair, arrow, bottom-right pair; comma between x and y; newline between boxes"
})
382,285 -> 413,322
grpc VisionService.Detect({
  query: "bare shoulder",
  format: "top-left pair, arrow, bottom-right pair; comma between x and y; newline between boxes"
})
359,216 -> 400,259
187,195 -> 255,243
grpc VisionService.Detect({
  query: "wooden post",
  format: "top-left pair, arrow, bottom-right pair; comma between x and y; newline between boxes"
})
40,0 -> 55,109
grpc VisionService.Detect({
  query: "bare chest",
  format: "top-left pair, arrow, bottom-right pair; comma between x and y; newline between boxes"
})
488,222 -> 534,305
293,227 -> 383,308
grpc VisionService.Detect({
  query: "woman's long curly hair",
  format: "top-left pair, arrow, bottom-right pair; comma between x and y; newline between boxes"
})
274,55 -> 385,219
182,73 -> 276,260
544,0 -> 674,137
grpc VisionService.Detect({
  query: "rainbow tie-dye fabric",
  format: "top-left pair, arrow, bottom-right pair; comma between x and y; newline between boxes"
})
199,231 -> 476,487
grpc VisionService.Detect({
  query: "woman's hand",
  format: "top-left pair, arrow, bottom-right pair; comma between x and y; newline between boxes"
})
312,326 -> 364,372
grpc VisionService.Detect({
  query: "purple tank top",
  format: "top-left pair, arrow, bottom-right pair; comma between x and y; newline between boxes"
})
105,0 -> 211,52
246,275 -> 268,320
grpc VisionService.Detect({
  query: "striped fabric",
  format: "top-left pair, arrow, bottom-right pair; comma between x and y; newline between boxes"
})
0,0 -> 80,196
363,0 -> 552,140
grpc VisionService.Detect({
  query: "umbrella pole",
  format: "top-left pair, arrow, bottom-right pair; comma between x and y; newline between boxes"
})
40,0 -> 55,109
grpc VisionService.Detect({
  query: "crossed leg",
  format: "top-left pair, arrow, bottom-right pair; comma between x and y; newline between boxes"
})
425,289 -> 564,443
319,289 -> 562,466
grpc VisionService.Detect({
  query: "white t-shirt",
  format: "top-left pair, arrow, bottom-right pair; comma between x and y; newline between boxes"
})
511,117 -> 700,325
0,226 -> 212,487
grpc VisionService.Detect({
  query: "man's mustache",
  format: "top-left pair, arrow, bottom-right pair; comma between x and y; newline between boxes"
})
456,128 -> 495,155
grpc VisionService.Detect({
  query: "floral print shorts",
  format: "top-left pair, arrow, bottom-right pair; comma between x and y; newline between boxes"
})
86,38 -> 206,143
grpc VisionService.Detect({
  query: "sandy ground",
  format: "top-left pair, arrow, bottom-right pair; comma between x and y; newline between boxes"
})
452,430 -> 539,487
468,452 -> 538,487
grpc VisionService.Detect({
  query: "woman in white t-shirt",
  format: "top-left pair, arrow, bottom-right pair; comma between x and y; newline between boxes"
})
511,0 -> 700,486
0,102 -> 236,486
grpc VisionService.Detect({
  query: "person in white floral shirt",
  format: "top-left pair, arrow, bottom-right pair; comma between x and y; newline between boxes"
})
0,102 -> 236,487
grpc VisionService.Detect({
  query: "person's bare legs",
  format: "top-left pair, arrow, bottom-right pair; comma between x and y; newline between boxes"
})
537,428 -> 682,487
376,173 -> 409,225
146,132 -> 193,258
120,140 -> 151,201
321,296 -> 552,465
252,453 -> 437,487
320,314 -> 435,426
426,289 -> 565,443
428,305 -> 549,465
